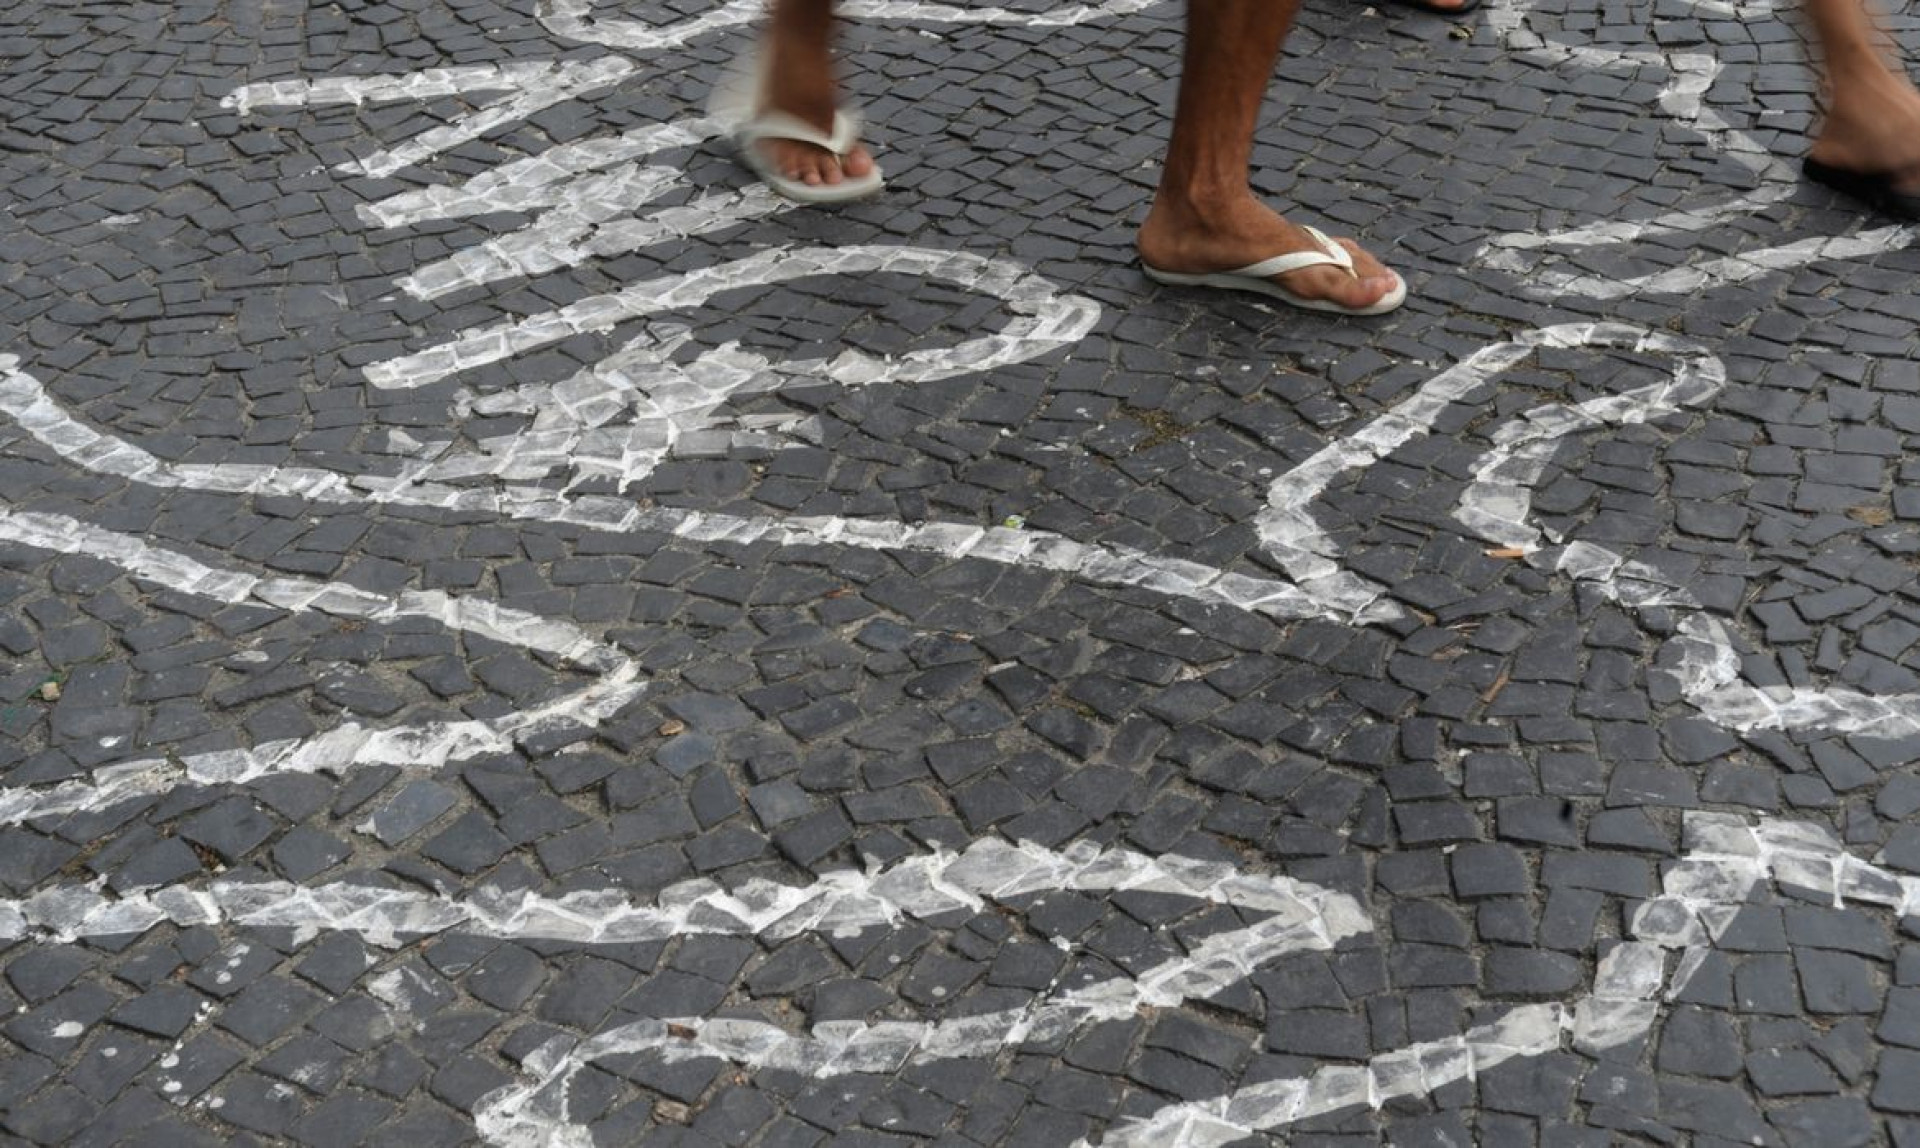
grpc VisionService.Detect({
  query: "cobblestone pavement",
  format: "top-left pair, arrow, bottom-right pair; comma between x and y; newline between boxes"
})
5,0 -> 1920,1144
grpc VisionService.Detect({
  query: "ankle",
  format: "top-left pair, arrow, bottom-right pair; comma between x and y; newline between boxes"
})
1149,178 -> 1261,234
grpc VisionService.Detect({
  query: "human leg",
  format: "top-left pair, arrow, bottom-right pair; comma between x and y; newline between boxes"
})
1802,0 -> 1920,210
1137,1 -> 1404,314
744,0 -> 877,192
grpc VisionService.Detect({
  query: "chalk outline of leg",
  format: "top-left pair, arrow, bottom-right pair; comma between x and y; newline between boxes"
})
0,502 -> 646,828
1093,810 -> 1920,1146
15,305 -> 1917,738
1474,0 -> 1918,299
0,828 -> 1372,1145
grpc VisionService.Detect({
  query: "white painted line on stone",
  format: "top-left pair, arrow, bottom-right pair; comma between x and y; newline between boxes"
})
470,840 -> 1367,1147
222,61 -> 631,114
1514,225 -> 1920,302
0,679 -> 639,829
842,0 -> 1166,24
358,118 -> 719,228
0,503 -> 644,825
3,329 -> 1904,738
1476,191 -> 1791,259
1263,323 -> 1721,617
379,243 -> 1104,486
1255,335 -> 1530,621
225,57 -> 638,178
1093,811 -> 1910,1147
1472,0 -> 1914,299
536,0 -> 763,51
434,326 -> 810,488
1452,335 -> 1726,550
0,354 -> 1336,621
359,244 -> 1098,389
399,171 -> 791,302
0,506 -> 624,670
222,62 -> 615,114
11,339 -> 1919,737
0,832 -> 1364,950
1096,1005 -> 1570,1148
1661,613 -> 1920,739
357,110 -> 795,302
1544,539 -> 1920,744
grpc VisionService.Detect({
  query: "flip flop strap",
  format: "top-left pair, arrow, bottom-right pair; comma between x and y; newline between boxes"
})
1224,226 -> 1354,279
737,109 -> 863,159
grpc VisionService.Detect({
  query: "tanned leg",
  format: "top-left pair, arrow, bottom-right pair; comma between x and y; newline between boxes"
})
1803,0 -> 1920,190
1137,1 -> 1402,311
755,0 -> 876,188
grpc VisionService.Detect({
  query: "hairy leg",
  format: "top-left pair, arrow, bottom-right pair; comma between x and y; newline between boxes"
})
1138,1 -> 1402,311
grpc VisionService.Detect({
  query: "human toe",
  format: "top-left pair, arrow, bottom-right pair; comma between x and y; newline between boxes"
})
840,145 -> 875,180
1300,239 -> 1402,308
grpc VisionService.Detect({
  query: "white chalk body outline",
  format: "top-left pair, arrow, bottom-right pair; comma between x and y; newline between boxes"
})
4,0 -> 1920,1142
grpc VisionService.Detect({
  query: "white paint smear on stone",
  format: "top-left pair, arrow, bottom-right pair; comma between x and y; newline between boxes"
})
0,354 -> 1333,621
1452,335 -> 1726,550
471,840 -> 1366,1147
0,832 -> 1364,950
361,245 -> 1098,389
1473,0 -> 1912,298
1262,323 -> 1720,617
225,58 -> 637,178
537,0 -> 1166,53
1092,811 -> 1906,1147
0,503 -> 642,825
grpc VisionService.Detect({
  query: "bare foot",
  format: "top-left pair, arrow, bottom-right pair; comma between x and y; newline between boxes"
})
1137,194 -> 1403,312
1809,70 -> 1920,192
755,34 -> 875,189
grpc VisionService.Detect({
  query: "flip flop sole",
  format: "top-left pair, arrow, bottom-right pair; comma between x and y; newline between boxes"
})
1142,264 -> 1408,317
1804,157 -> 1920,221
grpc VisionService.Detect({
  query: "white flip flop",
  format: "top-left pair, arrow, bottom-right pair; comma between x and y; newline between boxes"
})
708,42 -> 883,205
734,108 -> 883,204
1142,225 -> 1406,316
